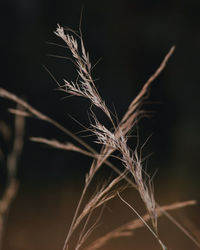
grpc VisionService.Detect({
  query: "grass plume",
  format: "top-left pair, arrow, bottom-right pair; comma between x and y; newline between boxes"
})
0,21 -> 199,250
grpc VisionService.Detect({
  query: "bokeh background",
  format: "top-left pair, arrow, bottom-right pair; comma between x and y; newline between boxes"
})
0,0 -> 200,249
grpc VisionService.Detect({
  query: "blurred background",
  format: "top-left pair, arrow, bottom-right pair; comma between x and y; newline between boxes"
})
0,0 -> 200,249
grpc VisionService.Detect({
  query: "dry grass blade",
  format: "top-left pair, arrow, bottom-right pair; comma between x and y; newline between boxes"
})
0,88 -> 97,157
157,202 -> 200,248
0,180 -> 19,244
30,137 -> 95,158
119,46 -> 175,135
86,200 -> 197,250
118,192 -> 166,249
180,216 -> 200,243
8,108 -> 31,117
76,207 -> 104,250
0,104 -> 25,248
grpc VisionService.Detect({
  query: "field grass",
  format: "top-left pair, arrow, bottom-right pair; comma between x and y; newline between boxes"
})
0,22 -> 199,250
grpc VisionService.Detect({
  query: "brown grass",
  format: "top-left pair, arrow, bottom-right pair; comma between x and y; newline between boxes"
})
0,23 -> 199,250
0,104 -> 25,248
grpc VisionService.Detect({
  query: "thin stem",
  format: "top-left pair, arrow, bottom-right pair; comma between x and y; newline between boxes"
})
63,181 -> 90,250
118,192 -> 167,250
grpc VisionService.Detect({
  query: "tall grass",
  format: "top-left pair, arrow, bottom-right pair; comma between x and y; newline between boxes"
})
0,22 -> 199,250
0,104 -> 25,249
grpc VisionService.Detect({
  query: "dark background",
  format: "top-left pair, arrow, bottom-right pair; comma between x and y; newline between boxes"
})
0,1 -> 200,249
